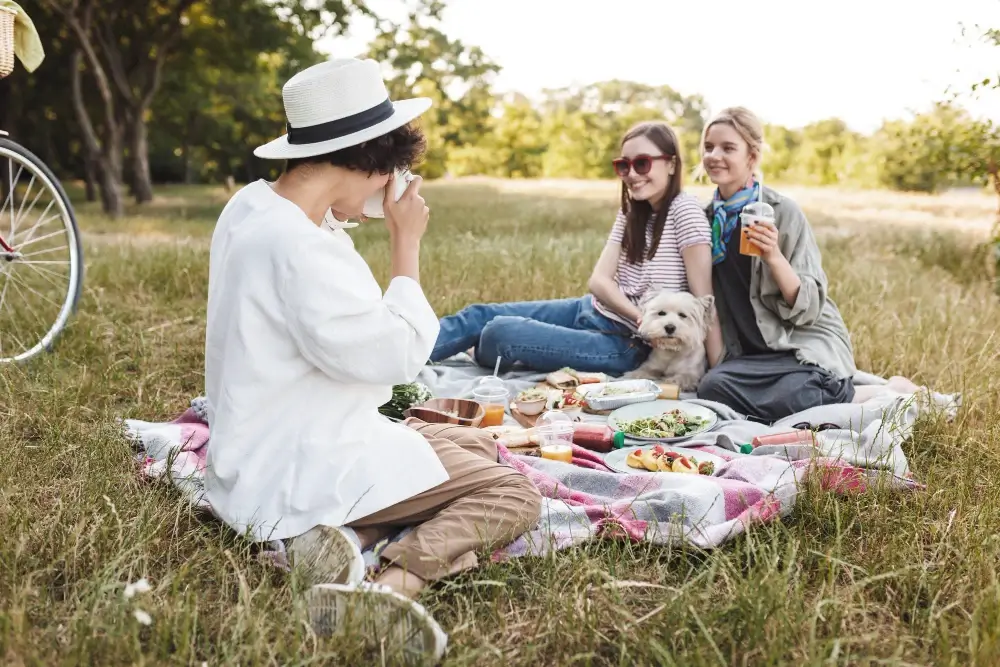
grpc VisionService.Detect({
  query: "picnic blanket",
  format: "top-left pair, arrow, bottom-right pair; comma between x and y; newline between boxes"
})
415,353 -> 893,425
123,360 -> 959,564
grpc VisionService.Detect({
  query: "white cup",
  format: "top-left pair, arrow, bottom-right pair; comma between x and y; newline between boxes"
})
362,168 -> 414,218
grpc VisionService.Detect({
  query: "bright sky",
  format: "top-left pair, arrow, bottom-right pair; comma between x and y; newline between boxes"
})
320,0 -> 1000,133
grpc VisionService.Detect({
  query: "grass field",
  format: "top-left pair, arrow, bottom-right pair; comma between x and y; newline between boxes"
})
2,178 -> 1000,665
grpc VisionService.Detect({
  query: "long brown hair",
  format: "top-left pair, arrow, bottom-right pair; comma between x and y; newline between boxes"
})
619,121 -> 683,265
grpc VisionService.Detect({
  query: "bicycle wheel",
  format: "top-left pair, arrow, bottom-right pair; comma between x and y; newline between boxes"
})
0,137 -> 84,363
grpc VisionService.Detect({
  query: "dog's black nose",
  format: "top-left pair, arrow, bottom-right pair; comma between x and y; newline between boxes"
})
664,324 -> 676,335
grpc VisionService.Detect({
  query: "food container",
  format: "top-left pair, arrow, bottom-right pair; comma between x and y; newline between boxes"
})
403,398 -> 485,428
576,379 -> 662,411
514,388 -> 549,416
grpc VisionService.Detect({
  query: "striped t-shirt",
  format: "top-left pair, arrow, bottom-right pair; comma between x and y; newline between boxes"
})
592,192 -> 712,329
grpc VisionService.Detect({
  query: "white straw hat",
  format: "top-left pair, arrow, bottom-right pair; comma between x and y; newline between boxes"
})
254,58 -> 432,160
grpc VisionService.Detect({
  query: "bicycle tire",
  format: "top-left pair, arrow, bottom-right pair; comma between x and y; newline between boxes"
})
0,136 -> 84,363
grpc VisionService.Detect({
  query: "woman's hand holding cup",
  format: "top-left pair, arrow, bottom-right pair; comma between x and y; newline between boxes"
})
384,172 -> 429,246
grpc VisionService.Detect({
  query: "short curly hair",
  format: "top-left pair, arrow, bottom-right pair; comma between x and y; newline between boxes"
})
284,122 -> 426,175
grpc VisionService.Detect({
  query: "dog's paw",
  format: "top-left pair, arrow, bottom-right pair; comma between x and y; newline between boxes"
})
662,373 -> 704,393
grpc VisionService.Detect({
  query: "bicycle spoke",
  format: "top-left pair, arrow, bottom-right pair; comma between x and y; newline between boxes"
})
12,200 -> 57,247
18,262 -> 68,294
12,225 -> 65,248
0,140 -> 82,363
14,174 -> 39,235
20,245 -> 69,258
5,159 -> 24,238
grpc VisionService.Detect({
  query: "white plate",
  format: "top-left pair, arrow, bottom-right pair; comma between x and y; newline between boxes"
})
604,444 -> 727,475
607,399 -> 718,443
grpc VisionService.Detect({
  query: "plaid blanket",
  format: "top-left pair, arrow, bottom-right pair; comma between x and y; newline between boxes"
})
124,386 -> 958,565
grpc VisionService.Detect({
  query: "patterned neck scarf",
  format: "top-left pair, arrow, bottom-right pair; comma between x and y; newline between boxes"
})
710,179 -> 759,264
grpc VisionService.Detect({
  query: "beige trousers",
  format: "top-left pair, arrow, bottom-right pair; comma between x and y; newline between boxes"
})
347,418 -> 542,581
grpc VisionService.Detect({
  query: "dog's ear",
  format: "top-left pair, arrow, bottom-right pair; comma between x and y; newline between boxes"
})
638,286 -> 663,309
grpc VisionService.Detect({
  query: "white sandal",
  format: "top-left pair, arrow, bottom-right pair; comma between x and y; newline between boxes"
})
305,581 -> 448,664
287,525 -> 366,587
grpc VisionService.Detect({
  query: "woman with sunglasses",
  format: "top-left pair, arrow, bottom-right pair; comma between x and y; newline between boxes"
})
430,120 -> 721,375
695,106 -> 919,421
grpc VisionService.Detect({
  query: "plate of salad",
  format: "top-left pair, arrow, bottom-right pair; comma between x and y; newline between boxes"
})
607,400 -> 718,443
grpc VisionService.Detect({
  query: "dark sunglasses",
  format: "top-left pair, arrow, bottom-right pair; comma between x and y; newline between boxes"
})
792,422 -> 840,432
612,154 -> 673,178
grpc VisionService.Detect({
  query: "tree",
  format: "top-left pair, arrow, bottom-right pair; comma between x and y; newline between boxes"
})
149,1 -> 321,185
38,0 -> 198,215
762,125 -> 801,182
872,104 -> 979,193
37,0 -> 369,216
366,0 -> 500,178
535,81 -> 708,180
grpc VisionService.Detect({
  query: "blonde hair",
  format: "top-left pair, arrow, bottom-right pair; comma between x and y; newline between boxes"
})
693,106 -> 765,181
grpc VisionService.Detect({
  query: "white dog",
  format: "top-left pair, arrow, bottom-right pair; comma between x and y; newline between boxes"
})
624,290 -> 714,392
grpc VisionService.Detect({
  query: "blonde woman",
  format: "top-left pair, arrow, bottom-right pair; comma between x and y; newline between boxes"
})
695,106 -> 917,421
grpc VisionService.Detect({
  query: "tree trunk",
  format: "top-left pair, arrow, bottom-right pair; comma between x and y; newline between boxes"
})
128,109 -> 154,203
69,48 -> 124,218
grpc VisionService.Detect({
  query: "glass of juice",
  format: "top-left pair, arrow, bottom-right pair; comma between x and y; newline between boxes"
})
739,201 -> 775,257
473,386 -> 508,427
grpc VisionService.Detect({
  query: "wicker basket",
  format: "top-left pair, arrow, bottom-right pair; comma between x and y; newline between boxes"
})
0,7 -> 16,80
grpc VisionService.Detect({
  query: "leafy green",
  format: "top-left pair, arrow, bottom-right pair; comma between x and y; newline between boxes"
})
378,382 -> 434,420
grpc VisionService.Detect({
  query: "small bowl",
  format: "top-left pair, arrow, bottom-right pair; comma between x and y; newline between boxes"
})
515,397 -> 546,416
403,398 -> 485,428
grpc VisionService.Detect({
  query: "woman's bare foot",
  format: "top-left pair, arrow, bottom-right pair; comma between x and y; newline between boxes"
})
886,375 -> 923,393
852,376 -> 925,403
376,565 -> 427,599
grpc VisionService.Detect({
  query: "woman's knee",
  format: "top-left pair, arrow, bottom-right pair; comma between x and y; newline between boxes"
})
696,366 -> 730,401
480,316 -> 528,344
477,316 -> 529,364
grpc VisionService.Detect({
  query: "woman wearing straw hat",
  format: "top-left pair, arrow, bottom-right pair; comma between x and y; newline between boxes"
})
203,57 -> 541,662
695,106 -> 920,422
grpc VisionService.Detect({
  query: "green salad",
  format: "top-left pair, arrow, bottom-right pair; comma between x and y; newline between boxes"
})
617,409 -> 710,438
596,385 -> 636,397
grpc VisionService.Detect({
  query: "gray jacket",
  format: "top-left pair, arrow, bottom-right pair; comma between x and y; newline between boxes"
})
711,186 -> 857,379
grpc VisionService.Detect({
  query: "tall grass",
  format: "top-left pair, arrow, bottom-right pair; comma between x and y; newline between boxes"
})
2,180 -> 998,665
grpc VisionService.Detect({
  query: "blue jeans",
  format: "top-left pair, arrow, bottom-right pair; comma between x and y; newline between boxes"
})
430,295 -> 650,375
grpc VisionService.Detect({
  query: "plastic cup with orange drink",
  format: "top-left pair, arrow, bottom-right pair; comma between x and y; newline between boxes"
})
473,384 -> 508,427
535,410 -> 575,463
739,200 -> 775,257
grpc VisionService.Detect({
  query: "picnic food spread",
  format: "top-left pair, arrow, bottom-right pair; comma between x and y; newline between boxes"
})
625,445 -> 715,475
405,365 -> 722,474
615,409 -> 711,439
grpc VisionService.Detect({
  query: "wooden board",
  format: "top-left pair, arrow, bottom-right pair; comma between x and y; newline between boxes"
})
510,406 -> 539,429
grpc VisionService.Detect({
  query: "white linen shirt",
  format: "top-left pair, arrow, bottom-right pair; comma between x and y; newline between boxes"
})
203,180 -> 448,542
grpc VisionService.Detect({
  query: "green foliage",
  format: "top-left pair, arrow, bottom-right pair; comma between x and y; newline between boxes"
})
872,103 -> 999,193
366,0 -> 499,179
3,1 -> 997,197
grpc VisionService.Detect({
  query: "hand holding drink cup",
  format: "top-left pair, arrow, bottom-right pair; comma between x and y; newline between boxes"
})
739,201 -> 778,259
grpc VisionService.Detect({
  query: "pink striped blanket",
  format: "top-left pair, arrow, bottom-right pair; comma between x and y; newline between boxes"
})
124,389 -> 952,561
